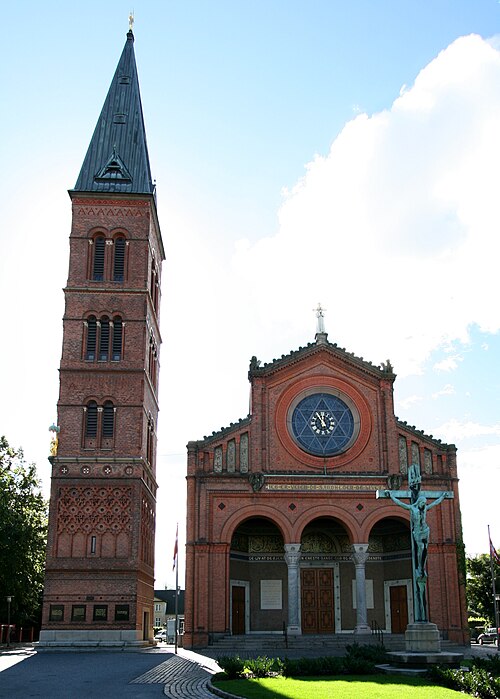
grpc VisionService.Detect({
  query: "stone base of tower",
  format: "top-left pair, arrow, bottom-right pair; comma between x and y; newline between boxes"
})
40,565 -> 156,649
38,629 -> 153,650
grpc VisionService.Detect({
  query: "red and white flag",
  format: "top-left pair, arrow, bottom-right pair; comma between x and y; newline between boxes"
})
172,523 -> 178,571
490,533 -> 500,565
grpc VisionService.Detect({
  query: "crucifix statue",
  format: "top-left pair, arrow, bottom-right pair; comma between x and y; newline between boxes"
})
377,463 -> 453,623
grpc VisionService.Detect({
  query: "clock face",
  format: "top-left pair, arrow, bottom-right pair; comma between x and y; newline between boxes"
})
290,392 -> 356,457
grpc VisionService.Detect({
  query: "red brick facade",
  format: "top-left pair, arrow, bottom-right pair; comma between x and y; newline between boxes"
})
184,335 -> 468,648
40,193 -> 163,645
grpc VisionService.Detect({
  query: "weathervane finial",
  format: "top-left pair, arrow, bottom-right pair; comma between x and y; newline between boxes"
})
129,11 -> 135,32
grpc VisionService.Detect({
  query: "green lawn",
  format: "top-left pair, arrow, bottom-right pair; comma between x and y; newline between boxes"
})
212,674 -> 465,698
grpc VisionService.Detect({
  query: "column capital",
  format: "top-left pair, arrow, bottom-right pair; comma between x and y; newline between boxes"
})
284,543 -> 301,567
351,543 -> 369,566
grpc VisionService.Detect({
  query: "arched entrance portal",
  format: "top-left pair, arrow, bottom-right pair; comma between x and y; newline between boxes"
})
229,517 -> 285,634
368,518 -> 412,633
300,517 -> 351,634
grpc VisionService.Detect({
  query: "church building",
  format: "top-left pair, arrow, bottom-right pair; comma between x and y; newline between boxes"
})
184,317 -> 468,648
40,28 -> 163,646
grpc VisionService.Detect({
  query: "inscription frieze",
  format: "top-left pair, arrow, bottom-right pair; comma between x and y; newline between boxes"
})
265,483 -> 380,492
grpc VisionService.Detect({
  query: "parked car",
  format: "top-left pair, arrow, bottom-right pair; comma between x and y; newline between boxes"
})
477,627 -> 499,645
154,630 -> 167,642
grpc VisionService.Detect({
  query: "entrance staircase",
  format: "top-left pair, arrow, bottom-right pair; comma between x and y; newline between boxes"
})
200,633 -> 407,658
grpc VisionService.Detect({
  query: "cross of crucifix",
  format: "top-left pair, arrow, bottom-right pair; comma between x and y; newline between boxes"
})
376,464 -> 453,623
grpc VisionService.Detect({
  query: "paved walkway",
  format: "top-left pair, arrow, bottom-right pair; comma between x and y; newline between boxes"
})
0,642 -> 498,698
132,649 -> 221,698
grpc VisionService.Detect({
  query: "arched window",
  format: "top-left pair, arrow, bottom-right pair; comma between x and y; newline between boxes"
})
146,415 -> 155,466
150,256 -> 159,314
86,401 -> 98,437
99,316 -> 110,361
86,316 -> 97,360
92,236 -> 105,281
102,401 -> 115,438
112,316 -> 123,361
113,237 -> 126,282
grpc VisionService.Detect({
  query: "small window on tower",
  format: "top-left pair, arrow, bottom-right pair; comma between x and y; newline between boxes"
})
99,317 -> 110,361
113,237 -> 126,282
86,402 -> 98,437
112,316 -> 123,361
102,401 -> 115,438
86,316 -> 97,361
93,236 -> 105,281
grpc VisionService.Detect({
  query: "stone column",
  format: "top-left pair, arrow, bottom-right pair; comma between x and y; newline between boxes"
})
284,543 -> 301,635
351,543 -> 371,634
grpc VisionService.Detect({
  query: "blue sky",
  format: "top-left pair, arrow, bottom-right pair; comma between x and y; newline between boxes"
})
2,1 -> 500,588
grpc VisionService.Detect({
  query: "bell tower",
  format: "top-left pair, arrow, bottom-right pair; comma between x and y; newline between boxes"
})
40,29 -> 164,647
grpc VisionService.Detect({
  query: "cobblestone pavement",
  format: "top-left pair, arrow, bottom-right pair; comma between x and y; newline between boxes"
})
132,649 -> 221,698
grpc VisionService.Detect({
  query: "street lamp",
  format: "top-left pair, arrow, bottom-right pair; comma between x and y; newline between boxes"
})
6,596 -> 12,647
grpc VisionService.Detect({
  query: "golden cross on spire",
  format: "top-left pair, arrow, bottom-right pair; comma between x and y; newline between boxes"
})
129,11 -> 135,32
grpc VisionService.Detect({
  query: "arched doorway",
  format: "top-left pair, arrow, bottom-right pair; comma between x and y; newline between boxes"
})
368,518 -> 412,633
300,517 -> 351,634
229,517 -> 285,634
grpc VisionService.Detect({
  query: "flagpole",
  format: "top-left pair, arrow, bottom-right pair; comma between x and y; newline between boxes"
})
174,523 -> 179,655
488,525 -> 499,650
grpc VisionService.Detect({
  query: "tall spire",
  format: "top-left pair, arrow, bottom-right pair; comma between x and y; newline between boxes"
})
73,30 -> 154,195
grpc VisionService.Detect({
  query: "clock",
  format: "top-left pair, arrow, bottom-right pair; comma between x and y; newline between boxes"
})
289,391 -> 358,457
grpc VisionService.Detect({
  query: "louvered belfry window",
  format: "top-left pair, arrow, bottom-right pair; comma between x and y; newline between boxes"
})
99,317 -> 110,360
86,316 -> 97,360
102,401 -> 115,438
93,236 -> 105,281
113,237 -> 125,282
86,401 -> 98,437
112,316 -> 123,360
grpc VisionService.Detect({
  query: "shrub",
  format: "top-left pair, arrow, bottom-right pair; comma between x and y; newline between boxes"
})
244,656 -> 277,678
282,655 -> 344,677
429,660 -> 500,699
216,655 -> 246,679
344,642 -> 388,664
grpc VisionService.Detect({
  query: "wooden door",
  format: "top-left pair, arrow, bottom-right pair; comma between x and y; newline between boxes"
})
301,568 -> 334,634
390,585 -> 408,633
231,585 -> 246,635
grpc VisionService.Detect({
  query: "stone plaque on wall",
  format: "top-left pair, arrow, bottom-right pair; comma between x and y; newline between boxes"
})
260,579 -> 282,609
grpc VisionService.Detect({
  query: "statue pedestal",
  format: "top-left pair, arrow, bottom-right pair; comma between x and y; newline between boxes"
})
405,622 -> 441,652
382,623 -> 463,673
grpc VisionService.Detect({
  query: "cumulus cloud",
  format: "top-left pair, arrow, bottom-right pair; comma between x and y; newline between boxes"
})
435,419 -> 500,443
223,34 -> 500,376
432,383 -> 456,399
162,33 -> 500,450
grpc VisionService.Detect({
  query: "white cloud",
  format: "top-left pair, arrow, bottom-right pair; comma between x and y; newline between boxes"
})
399,394 -> 423,409
205,33 -> 500,379
435,419 -> 500,442
458,443 -> 500,555
433,355 -> 462,372
432,383 -> 455,399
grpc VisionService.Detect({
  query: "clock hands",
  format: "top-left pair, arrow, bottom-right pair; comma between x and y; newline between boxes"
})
314,411 -> 326,428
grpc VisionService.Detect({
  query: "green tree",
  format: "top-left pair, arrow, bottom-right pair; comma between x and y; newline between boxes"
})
467,553 -> 500,626
0,436 -> 48,630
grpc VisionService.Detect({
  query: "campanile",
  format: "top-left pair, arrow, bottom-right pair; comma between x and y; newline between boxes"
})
40,28 -> 164,647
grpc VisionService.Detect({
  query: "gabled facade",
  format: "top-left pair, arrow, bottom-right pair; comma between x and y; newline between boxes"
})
40,30 -> 164,647
184,332 -> 468,648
